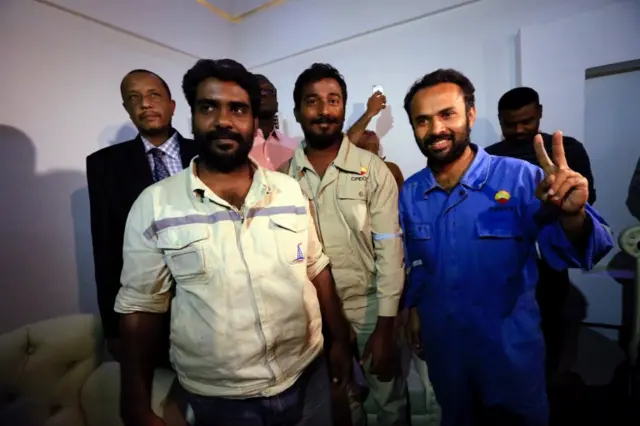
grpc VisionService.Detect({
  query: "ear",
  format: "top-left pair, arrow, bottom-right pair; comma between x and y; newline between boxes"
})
539,104 -> 543,119
293,108 -> 300,124
170,100 -> 176,116
467,106 -> 477,128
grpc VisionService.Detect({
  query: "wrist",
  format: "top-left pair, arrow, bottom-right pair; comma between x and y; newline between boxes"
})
560,208 -> 587,231
375,316 -> 395,331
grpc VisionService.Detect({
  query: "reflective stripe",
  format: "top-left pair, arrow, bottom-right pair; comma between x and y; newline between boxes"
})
372,232 -> 402,241
412,259 -> 423,267
143,205 -> 306,240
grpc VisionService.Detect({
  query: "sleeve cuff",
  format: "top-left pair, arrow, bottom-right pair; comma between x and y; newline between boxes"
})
307,253 -> 331,281
114,287 -> 170,314
378,297 -> 400,317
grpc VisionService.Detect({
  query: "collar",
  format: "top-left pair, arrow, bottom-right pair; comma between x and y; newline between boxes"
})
187,156 -> 272,205
256,128 -> 281,142
294,134 -> 362,175
141,131 -> 180,158
423,144 -> 492,193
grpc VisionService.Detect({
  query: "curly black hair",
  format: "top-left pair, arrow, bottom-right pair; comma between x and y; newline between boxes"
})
293,63 -> 347,110
182,59 -> 261,116
403,69 -> 475,123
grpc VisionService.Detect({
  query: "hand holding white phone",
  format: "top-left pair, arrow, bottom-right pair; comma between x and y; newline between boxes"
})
372,85 -> 384,95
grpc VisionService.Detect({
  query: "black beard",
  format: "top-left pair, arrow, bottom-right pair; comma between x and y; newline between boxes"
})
303,115 -> 344,150
194,128 -> 253,173
417,123 -> 471,167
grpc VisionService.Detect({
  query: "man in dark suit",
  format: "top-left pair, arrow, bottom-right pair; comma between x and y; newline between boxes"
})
485,87 -> 596,377
87,69 -> 197,364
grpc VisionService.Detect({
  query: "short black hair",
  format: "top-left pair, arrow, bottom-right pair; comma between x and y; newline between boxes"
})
181,59 -> 261,116
120,69 -> 172,99
403,69 -> 475,122
293,63 -> 347,110
498,87 -> 540,112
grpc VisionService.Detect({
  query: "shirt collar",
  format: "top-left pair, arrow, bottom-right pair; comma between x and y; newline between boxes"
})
294,134 -> 362,175
422,144 -> 491,194
187,156 -> 272,206
141,131 -> 180,158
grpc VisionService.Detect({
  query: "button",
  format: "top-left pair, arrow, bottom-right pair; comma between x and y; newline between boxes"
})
358,191 -> 364,197
262,387 -> 273,396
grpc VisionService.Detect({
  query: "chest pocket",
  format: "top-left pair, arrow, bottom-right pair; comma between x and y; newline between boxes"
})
406,223 -> 434,270
157,225 -> 211,285
336,176 -> 369,232
270,213 -> 308,266
475,213 -> 526,274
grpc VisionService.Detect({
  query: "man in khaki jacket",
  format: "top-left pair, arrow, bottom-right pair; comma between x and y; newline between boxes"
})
280,63 -> 407,426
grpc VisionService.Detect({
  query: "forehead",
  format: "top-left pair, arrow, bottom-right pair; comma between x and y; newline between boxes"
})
410,83 -> 464,115
499,103 -> 539,121
123,72 -> 164,92
303,78 -> 343,98
196,78 -> 250,103
258,79 -> 275,90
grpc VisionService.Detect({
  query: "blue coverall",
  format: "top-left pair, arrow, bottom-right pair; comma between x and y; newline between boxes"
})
399,146 -> 614,426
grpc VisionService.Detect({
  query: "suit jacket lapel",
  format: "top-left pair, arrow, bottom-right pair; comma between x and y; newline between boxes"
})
128,135 -> 154,192
178,132 -> 196,168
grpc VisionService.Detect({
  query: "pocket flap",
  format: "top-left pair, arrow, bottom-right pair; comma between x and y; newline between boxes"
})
156,225 -> 210,250
337,182 -> 367,201
476,217 -> 523,239
407,223 -> 432,240
270,214 -> 307,233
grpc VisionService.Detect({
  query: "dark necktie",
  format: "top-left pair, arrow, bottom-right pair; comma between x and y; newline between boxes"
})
150,148 -> 170,182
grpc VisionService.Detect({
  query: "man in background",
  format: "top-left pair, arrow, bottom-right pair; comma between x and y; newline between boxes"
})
356,130 -> 404,189
249,73 -> 299,170
281,63 -> 408,426
485,86 -> 597,377
87,69 -> 196,364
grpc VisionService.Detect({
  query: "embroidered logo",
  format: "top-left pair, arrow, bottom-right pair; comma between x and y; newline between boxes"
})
359,166 -> 367,175
294,243 -> 305,263
494,190 -> 511,205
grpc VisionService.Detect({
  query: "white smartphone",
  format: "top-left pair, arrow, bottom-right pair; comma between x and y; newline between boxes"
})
372,85 -> 384,95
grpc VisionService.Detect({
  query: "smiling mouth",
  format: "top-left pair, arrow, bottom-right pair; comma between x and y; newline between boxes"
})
430,139 -> 451,151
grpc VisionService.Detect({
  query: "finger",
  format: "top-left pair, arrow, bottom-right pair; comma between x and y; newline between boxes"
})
551,176 -> 584,203
533,134 -> 554,174
535,176 -> 551,200
546,171 -> 568,197
551,130 -> 568,169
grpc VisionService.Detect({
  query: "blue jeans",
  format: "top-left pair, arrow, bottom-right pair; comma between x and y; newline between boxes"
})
185,354 -> 332,426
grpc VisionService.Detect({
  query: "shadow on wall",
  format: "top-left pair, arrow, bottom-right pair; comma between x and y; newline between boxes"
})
71,122 -> 138,327
98,123 -> 137,148
0,125 -> 93,334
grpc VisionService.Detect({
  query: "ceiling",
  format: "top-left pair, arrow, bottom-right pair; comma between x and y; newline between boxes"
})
197,0 -> 288,23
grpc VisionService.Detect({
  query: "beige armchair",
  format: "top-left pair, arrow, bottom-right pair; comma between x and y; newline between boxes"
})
0,315 -> 178,426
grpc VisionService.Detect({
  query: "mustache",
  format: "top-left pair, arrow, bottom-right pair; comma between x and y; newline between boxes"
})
424,133 -> 453,146
200,128 -> 245,144
311,115 -> 340,125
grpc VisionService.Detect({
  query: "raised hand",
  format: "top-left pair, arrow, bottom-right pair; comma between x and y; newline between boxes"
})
534,130 -> 589,214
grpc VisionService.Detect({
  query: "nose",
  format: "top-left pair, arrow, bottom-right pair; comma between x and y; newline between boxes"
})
215,108 -> 233,129
515,124 -> 527,134
430,117 -> 446,135
141,94 -> 153,109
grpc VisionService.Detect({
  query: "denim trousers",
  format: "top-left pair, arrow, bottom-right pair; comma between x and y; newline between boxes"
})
184,354 -> 333,426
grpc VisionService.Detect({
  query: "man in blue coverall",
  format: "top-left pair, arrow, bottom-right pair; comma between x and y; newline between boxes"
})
399,69 -> 614,426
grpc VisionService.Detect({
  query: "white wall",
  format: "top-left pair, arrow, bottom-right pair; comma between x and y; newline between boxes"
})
0,0 -> 210,333
248,0 -> 623,179
519,0 -> 640,333
41,0 -> 232,58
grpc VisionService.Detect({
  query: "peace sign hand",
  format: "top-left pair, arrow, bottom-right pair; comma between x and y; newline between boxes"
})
534,130 -> 589,214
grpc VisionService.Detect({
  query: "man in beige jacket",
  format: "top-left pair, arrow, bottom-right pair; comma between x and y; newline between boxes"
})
280,63 -> 407,426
